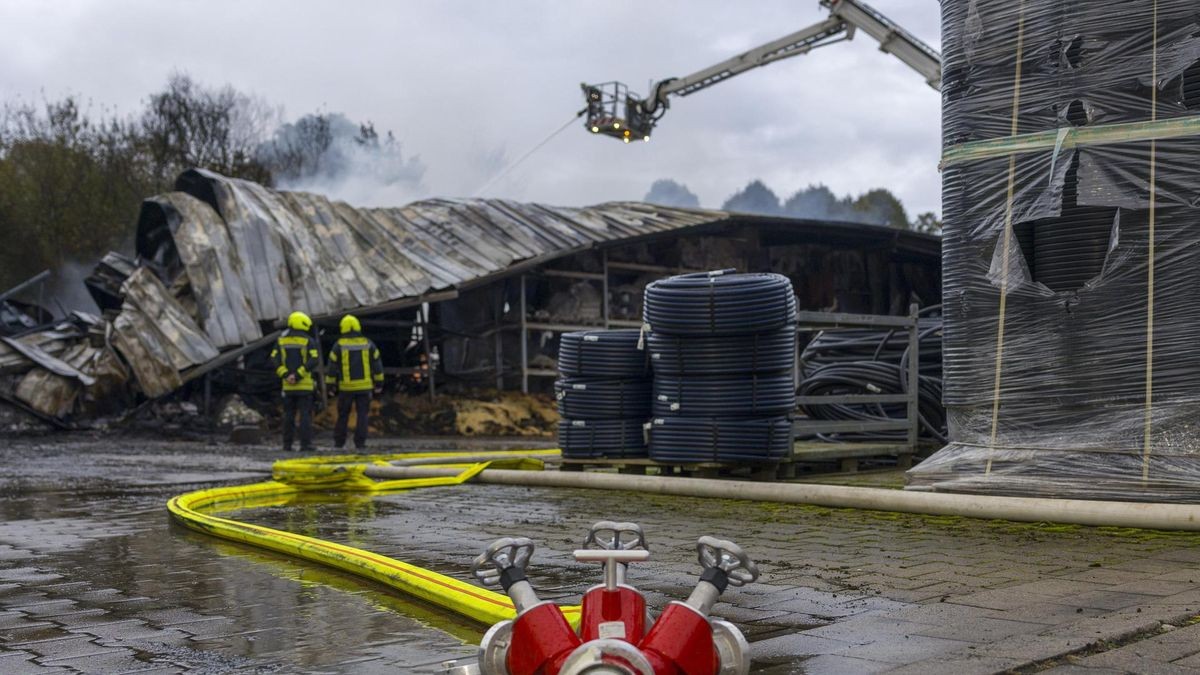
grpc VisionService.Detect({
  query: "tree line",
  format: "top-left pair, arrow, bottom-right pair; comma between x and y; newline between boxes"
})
0,73 -> 410,292
645,178 -> 941,234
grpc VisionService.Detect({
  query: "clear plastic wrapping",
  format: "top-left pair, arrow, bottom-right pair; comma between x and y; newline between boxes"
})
907,0 -> 1200,501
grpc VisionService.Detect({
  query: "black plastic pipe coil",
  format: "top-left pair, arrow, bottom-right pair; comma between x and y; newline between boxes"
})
643,271 -> 798,335
798,321 -> 946,443
800,318 -> 943,379
647,328 -> 796,376
556,378 -> 653,420
557,329 -> 648,378
558,418 -> 647,459
644,270 -> 797,464
653,373 -> 796,417
647,416 -> 793,463
556,329 -> 651,459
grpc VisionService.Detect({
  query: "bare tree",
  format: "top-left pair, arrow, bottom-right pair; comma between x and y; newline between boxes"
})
138,72 -> 278,185
258,112 -> 424,204
258,113 -> 334,182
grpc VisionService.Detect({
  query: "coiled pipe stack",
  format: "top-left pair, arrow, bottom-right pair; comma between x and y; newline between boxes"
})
798,315 -> 946,443
555,329 -> 651,458
644,270 -> 798,463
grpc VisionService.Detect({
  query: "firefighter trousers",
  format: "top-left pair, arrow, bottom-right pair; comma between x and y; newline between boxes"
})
282,392 -> 314,452
334,391 -> 372,450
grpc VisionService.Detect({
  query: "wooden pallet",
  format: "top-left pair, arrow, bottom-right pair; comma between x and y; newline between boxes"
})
791,441 -> 916,472
558,442 -> 921,480
558,457 -> 787,481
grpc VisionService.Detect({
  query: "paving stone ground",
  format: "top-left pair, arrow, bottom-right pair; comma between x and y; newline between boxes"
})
2,434 -> 1200,673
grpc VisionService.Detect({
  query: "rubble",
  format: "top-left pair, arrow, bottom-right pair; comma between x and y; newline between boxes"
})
451,391 -> 558,436
14,343 -> 127,419
84,252 -> 137,311
0,336 -> 95,386
0,328 -> 80,373
309,390 -> 557,437
215,395 -> 265,429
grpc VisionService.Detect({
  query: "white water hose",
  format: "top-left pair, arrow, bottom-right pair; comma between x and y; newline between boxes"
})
365,465 -> 1200,531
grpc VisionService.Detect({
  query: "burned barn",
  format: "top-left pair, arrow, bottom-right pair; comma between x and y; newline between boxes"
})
0,169 -> 939,428
441,214 -> 939,394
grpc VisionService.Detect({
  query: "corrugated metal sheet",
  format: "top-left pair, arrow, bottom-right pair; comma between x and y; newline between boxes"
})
101,268 -> 219,399
111,308 -> 183,399
0,336 -> 95,385
0,329 -> 80,375
137,192 -> 261,348
141,169 -> 727,348
118,267 -> 219,370
14,343 -> 124,418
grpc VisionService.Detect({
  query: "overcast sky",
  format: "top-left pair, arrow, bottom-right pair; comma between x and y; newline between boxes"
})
0,0 -> 942,216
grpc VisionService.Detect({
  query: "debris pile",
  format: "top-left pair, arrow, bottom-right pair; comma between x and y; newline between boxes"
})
215,395 -> 265,429
310,390 -> 557,437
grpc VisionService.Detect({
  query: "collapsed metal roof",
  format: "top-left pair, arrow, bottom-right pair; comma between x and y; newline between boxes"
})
137,169 -> 731,349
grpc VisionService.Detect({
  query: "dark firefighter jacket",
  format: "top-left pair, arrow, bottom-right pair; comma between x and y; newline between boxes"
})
326,332 -> 383,392
271,328 -> 319,393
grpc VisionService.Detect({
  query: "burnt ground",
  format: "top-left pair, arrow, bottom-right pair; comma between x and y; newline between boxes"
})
2,434 -> 1200,673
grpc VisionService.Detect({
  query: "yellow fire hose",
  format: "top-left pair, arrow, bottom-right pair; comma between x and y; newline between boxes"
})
167,449 -> 581,629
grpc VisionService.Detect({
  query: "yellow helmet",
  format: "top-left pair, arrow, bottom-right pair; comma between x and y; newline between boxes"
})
340,314 -> 361,334
287,311 -> 313,331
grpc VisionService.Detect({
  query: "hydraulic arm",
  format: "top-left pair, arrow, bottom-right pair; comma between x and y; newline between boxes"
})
582,0 -> 941,142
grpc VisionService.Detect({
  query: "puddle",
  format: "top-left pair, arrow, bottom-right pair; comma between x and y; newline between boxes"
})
0,484 -> 477,671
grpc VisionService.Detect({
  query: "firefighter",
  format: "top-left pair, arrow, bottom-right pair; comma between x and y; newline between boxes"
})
326,314 -> 383,450
271,311 -> 319,453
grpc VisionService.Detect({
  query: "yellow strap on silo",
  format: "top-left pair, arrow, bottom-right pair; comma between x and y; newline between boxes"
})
986,0 -> 1027,475
1143,0 -> 1160,482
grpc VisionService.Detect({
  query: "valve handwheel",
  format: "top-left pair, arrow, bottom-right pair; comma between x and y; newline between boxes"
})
584,521 -> 647,552
471,537 -> 536,587
696,536 -> 759,587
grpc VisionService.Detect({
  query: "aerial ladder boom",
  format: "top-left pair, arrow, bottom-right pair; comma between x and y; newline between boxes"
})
583,0 -> 941,142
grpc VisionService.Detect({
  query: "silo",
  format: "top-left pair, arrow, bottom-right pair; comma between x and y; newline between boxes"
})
908,0 -> 1200,500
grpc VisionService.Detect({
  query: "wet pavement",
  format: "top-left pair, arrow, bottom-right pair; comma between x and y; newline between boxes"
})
3,434 -> 1200,673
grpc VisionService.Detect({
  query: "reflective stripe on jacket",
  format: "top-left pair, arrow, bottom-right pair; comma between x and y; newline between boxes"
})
326,333 -> 383,392
271,329 -> 319,392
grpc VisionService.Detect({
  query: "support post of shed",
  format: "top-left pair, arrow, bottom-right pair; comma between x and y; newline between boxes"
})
602,250 -> 610,329
794,326 -> 801,390
494,285 -> 504,391
422,303 -> 436,401
203,371 -> 212,418
520,274 -> 528,394
906,302 -> 920,453
315,327 -> 328,406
